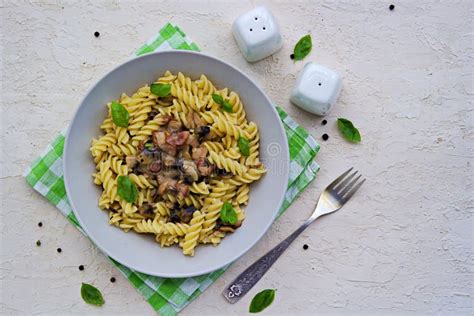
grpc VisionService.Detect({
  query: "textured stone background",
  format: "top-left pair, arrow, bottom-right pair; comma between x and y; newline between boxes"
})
1,0 -> 473,315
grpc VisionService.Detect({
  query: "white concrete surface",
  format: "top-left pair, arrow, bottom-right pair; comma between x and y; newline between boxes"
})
1,0 -> 473,315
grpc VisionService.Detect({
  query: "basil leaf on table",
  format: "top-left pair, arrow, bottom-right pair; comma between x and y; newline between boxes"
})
238,137 -> 250,157
150,83 -> 171,97
293,34 -> 312,61
337,118 -> 361,143
111,101 -> 129,127
117,175 -> 138,203
220,201 -> 237,225
249,289 -> 276,313
81,283 -> 105,307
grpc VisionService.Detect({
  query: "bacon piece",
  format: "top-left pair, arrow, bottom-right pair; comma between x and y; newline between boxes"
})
166,131 -> 189,146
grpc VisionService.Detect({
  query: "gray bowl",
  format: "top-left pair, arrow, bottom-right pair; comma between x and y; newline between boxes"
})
64,51 -> 289,277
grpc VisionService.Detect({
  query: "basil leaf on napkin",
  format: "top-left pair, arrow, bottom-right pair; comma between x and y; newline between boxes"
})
238,137 -> 250,157
150,83 -> 171,97
220,201 -> 237,225
249,289 -> 276,313
111,101 -> 129,127
117,175 -> 138,203
81,283 -> 105,307
293,34 -> 312,61
337,118 -> 361,143
212,94 -> 233,113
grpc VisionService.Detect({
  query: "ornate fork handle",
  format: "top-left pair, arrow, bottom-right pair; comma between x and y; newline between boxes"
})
223,219 -> 313,303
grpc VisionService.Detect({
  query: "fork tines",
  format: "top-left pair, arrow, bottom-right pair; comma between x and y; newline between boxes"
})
330,167 -> 366,202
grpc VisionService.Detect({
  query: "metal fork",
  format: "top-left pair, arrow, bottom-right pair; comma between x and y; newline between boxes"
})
223,168 -> 365,303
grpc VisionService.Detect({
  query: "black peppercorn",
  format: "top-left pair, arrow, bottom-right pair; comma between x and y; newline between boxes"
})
94,31 -> 100,37
36,240 -> 41,247
110,277 -> 116,283
303,244 -> 309,250
290,53 -> 295,60
322,119 -> 327,125
38,222 -> 43,227
57,248 -> 62,253
389,4 -> 395,10
79,265 -> 84,271
322,134 -> 329,141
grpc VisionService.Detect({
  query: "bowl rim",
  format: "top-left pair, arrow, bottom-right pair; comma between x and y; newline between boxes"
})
63,50 -> 289,277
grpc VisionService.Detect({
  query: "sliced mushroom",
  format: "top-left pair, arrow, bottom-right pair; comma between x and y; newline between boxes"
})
157,175 -> 177,195
181,159 -> 199,182
125,156 -> 137,169
176,206 -> 195,223
162,168 -> 180,179
197,158 -> 214,177
148,160 -> 162,174
162,153 -> 177,168
138,203 -> 154,218
219,226 -> 235,233
196,125 -> 210,139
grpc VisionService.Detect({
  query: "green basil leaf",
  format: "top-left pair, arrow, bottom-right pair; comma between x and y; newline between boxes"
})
221,100 -> 233,113
293,34 -> 312,61
337,118 -> 361,143
212,93 -> 224,105
111,101 -> 129,128
220,201 -> 237,225
117,175 -> 138,203
238,137 -> 250,157
81,283 -> 105,307
150,83 -> 171,97
249,289 -> 276,313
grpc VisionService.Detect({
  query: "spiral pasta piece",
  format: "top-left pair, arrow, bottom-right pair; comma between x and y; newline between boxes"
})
107,156 -> 128,175
199,199 -> 223,239
181,211 -> 204,256
234,184 -> 249,206
107,143 -> 137,157
189,182 -> 210,195
99,160 -> 117,202
154,201 -> 171,216
208,151 -> 247,176
134,218 -> 162,234
131,116 -> 166,147
90,133 -> 116,157
129,173 -> 154,189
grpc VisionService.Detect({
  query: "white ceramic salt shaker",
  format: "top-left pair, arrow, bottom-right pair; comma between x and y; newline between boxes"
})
232,6 -> 283,62
290,63 -> 342,116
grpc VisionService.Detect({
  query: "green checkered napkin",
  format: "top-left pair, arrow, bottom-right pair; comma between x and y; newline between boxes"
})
24,23 -> 320,315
